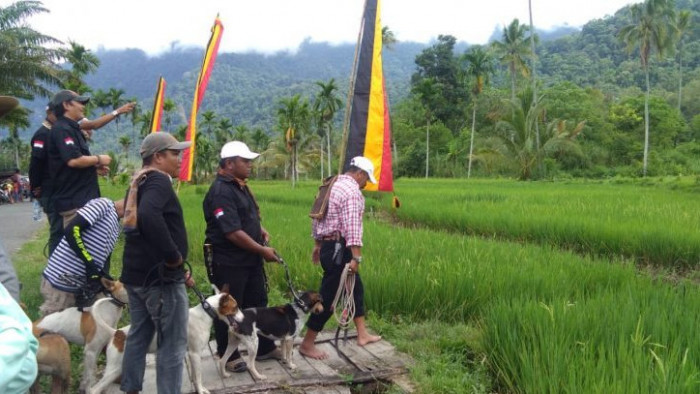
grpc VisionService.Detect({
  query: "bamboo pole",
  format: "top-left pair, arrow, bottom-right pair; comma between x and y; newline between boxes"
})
338,0 -> 369,175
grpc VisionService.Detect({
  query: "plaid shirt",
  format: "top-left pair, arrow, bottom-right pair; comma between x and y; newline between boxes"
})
312,174 -> 365,246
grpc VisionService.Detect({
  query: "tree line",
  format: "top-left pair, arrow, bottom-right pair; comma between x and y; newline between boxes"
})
1,0 -> 699,182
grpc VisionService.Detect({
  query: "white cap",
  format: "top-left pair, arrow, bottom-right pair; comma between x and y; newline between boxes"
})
220,141 -> 260,160
350,156 -> 377,184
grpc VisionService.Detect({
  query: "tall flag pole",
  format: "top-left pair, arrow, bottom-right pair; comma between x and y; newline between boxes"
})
340,0 -> 393,192
179,15 -> 224,181
149,76 -> 166,133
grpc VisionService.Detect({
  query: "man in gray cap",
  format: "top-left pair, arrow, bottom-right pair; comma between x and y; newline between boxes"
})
119,132 -> 193,394
47,90 -> 112,226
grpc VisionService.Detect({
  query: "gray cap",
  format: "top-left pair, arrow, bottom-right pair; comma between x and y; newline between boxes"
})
49,90 -> 90,109
0,96 -> 19,118
140,132 -> 192,158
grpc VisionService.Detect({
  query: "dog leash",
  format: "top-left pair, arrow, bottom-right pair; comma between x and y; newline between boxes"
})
332,263 -> 356,351
184,261 -> 219,321
266,244 -> 310,313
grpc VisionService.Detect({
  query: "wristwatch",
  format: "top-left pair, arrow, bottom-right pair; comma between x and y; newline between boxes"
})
111,110 -> 119,117
351,256 -> 362,264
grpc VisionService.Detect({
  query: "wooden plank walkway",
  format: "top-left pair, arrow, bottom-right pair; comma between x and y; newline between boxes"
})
101,331 -> 412,393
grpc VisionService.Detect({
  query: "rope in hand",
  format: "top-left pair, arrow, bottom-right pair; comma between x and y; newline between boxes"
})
332,263 -> 356,332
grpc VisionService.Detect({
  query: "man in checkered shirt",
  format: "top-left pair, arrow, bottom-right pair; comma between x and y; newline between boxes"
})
299,156 -> 382,359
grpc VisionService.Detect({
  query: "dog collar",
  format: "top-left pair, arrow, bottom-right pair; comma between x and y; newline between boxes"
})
200,300 -> 219,320
294,296 -> 310,313
108,297 -> 127,308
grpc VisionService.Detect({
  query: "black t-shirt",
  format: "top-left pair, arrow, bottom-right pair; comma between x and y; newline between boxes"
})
203,175 -> 263,267
48,117 -> 100,212
29,123 -> 53,196
121,172 -> 188,286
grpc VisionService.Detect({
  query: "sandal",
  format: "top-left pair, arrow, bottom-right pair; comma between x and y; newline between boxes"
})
225,358 -> 248,373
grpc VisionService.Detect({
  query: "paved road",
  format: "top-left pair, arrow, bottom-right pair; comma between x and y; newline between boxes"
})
0,201 -> 46,258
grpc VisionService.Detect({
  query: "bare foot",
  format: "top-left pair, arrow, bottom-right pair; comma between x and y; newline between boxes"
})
357,334 -> 382,346
298,344 -> 329,360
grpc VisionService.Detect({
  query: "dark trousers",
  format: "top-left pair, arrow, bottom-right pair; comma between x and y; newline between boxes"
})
306,241 -> 365,332
212,263 -> 275,360
39,195 -> 62,255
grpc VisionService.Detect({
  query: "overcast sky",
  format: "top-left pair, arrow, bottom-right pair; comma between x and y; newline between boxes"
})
5,0 -> 639,54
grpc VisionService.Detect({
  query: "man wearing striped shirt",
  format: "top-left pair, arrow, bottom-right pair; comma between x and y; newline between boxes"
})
40,197 -> 124,316
299,156 -> 382,360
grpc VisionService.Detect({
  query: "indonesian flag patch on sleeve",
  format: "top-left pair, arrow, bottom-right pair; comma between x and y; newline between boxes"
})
64,137 -> 75,145
33,140 -> 44,149
214,208 -> 224,219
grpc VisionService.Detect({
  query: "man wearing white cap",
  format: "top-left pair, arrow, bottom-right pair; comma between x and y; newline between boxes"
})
299,156 -> 381,359
202,141 -> 281,372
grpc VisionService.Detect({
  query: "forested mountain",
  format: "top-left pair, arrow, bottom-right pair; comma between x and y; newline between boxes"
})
70,0 -> 696,135
81,39 -> 424,132
6,0 -> 700,179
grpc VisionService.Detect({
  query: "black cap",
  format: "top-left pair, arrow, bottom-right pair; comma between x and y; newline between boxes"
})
49,90 -> 90,109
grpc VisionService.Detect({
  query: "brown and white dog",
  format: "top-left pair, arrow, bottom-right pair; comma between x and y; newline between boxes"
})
89,290 -> 240,394
30,331 -> 71,394
220,291 -> 324,380
32,278 -> 128,392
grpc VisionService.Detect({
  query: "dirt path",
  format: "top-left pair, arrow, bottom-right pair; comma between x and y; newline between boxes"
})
0,201 -> 46,258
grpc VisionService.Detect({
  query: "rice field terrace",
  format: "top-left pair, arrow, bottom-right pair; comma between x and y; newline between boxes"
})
17,177 -> 700,393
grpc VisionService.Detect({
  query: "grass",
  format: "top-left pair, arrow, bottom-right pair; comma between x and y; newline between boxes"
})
387,178 -> 700,268
14,177 -> 700,393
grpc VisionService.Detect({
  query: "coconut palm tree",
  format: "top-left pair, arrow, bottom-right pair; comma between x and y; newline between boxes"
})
200,110 -> 217,137
461,46 -> 494,178
496,96 -> 584,180
108,88 -> 126,134
382,26 -> 397,50
313,78 -> 342,177
215,118 -> 233,146
118,135 -> 131,158
91,89 -> 111,115
527,0 -> 541,154
496,97 -> 538,180
162,98 -> 176,131
232,124 -> 249,144
193,132 -> 216,182
136,110 -> 153,137
250,128 -> 270,153
61,40 -> 100,93
0,0 -> 63,99
492,19 -> 532,102
674,10 -> 691,114
277,94 -> 310,187
618,0 -> 675,177
411,77 -> 440,178
0,106 -> 30,168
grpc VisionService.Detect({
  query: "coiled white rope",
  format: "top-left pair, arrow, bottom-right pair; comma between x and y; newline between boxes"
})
331,263 -> 356,328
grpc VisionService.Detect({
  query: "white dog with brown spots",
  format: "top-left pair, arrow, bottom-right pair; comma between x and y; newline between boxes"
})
32,278 -> 128,392
89,290 -> 240,394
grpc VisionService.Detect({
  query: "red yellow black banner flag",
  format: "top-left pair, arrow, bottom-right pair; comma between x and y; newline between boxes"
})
179,16 -> 224,181
149,76 -> 166,133
342,0 -> 393,192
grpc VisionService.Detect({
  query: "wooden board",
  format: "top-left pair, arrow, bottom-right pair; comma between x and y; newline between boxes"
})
116,331 -> 415,394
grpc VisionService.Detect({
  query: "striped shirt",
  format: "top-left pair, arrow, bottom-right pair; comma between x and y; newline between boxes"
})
312,174 -> 365,246
43,198 -> 121,293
